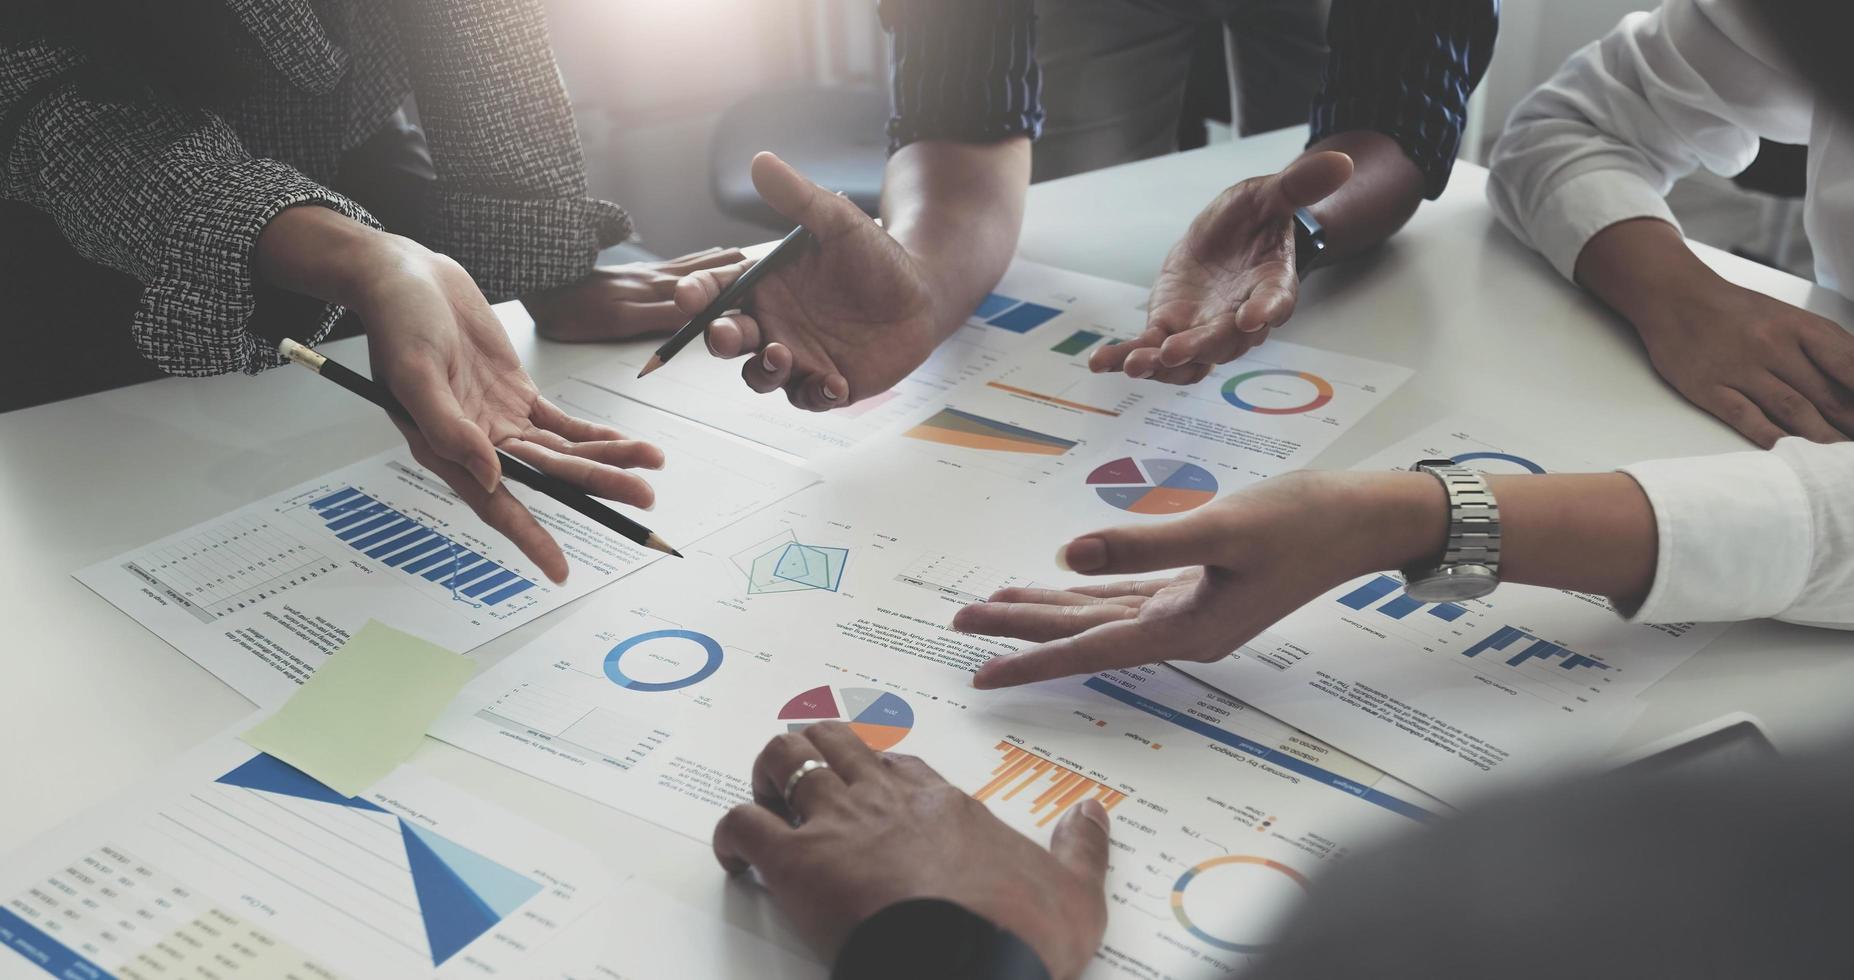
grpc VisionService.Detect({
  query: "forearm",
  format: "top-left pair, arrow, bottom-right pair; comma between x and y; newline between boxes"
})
1352,471 -> 1658,608
1573,217 -> 1724,336
1301,131 -> 1426,260
881,137 -> 1031,336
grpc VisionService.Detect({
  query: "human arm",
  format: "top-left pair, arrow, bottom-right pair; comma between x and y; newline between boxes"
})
253,206 -> 663,583
712,723 -> 1106,979
674,0 -> 1034,410
1485,0 -> 1854,444
1096,0 -> 1498,383
954,440 -> 1853,688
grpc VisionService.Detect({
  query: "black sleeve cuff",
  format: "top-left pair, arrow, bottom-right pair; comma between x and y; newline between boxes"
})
834,899 -> 1052,980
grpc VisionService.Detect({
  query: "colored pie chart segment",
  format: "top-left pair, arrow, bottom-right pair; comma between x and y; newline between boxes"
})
779,685 -> 916,751
1087,457 -> 1219,515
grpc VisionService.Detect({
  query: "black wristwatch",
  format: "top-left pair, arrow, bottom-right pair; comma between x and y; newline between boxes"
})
1293,206 -> 1327,279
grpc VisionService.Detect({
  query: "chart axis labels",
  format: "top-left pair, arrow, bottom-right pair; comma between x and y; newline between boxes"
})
779,685 -> 916,750
1220,369 -> 1335,415
602,629 -> 724,692
1086,457 -> 1219,514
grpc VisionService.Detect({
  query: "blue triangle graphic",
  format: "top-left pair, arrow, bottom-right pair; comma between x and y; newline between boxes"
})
217,754 -> 388,813
399,820 -> 517,965
402,822 -> 541,920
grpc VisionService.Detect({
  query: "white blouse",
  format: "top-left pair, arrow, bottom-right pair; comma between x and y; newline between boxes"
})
1483,0 -> 1853,629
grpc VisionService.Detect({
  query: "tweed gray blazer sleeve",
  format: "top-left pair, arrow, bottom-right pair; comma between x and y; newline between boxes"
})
388,0 -> 631,301
1,38 -> 379,377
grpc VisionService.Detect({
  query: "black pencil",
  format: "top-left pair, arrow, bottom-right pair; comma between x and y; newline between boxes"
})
279,339 -> 680,558
636,224 -> 814,378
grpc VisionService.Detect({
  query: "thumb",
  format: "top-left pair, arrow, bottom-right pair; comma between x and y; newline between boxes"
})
1275,150 -> 1354,211
1056,513 -> 1230,576
1050,798 -> 1111,888
750,151 -> 866,241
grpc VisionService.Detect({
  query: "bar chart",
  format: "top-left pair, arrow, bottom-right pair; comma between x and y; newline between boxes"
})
1337,575 -> 1468,623
307,486 -> 536,607
120,515 -> 344,622
971,292 -> 1065,334
974,742 -> 1127,828
1464,625 -> 1611,673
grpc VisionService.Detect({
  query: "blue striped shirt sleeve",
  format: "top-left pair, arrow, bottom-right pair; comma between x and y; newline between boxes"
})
1311,0 -> 1499,199
880,0 -> 1042,153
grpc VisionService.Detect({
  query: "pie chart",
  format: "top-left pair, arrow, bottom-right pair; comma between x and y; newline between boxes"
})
1087,457 -> 1219,514
779,685 -> 915,750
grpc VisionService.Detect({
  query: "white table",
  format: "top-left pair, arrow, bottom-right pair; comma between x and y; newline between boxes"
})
4,129 -> 1851,959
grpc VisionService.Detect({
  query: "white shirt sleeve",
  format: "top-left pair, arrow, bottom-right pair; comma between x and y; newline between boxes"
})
1620,439 -> 1854,629
1485,0 -> 1816,280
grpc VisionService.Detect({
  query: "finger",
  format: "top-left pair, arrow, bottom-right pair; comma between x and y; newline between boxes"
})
498,438 -> 658,509
1234,281 -> 1296,338
706,313 -> 765,359
390,362 -> 500,492
1066,577 -> 1175,600
1092,327 -> 1170,373
1802,324 -> 1854,393
713,803 -> 792,875
1780,344 -> 1854,437
881,753 -> 943,786
801,721 -> 886,784
1050,798 -> 1112,890
1121,347 -> 1164,380
951,600 -> 1138,643
529,397 -> 627,444
1703,387 -> 1787,449
1275,150 -> 1354,210
983,587 -> 1139,607
788,372 -> 850,413
608,300 -> 687,337
1056,517 -> 1230,577
395,420 -> 569,583
1744,377 -> 1845,444
973,619 -> 1154,689
517,429 -> 667,470
743,344 -> 794,394
660,247 -> 748,277
751,732 -> 847,821
675,261 -> 751,315
750,151 -> 868,241
1157,316 -> 1263,370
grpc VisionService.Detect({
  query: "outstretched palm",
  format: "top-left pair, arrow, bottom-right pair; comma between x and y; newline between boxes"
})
1094,151 -> 1354,384
674,153 -> 951,411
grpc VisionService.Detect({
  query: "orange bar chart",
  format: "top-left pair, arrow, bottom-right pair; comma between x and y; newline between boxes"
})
974,742 -> 1127,827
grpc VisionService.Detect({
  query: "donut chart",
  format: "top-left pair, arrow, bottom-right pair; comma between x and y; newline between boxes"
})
1171,855 -> 1311,953
1087,457 -> 1219,514
1450,451 -> 1546,474
779,685 -> 915,750
602,629 -> 724,692
1220,369 -> 1334,415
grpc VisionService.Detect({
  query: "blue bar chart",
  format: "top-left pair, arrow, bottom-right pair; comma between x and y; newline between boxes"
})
970,292 -> 1064,334
1336,575 -> 1469,623
310,487 -> 535,606
1462,625 -> 1611,673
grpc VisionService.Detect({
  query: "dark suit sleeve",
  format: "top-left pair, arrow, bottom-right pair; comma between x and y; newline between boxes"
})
880,0 -> 1043,153
1311,0 -> 1499,199
834,899 -> 1052,980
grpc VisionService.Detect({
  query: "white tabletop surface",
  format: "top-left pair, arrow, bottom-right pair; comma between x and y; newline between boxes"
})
4,127 -> 1852,959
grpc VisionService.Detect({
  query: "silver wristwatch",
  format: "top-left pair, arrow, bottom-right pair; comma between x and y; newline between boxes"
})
1399,460 -> 1501,602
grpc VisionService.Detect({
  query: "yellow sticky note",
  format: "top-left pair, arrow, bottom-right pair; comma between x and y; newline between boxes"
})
241,621 -> 475,797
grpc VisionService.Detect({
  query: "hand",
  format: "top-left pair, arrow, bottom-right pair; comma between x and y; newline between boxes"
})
1636,279 -> 1854,446
520,248 -> 745,342
354,240 -> 664,582
674,153 -> 952,411
1093,151 -> 1354,384
952,472 -> 1442,688
713,723 -> 1109,979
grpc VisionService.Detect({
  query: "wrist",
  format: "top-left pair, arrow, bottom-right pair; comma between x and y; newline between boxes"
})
255,204 -> 425,312
1326,471 -> 1449,577
1574,218 -> 1726,340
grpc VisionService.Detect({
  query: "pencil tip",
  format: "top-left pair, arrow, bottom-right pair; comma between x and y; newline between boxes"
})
645,533 -> 681,557
637,355 -> 663,379
671,549 -> 685,558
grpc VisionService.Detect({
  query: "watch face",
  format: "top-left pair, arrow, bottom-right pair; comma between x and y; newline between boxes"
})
1401,565 -> 1500,602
